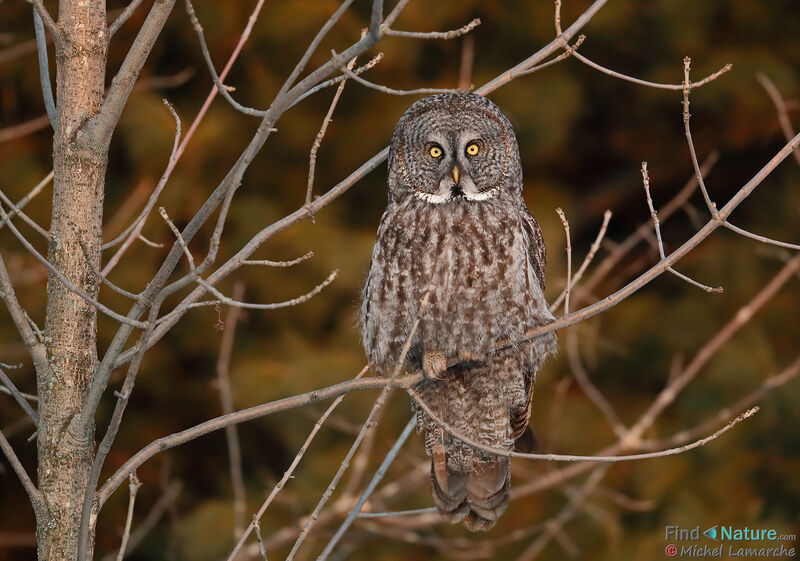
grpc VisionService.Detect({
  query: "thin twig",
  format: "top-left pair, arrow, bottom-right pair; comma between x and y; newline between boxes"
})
216,281 -> 247,537
0,383 -> 38,402
107,0 -> 148,40
0,252 -> 52,379
639,356 -> 800,452
225,364 -> 370,561
0,170 -> 53,231
574,52 -> 731,91
253,519 -> 268,561
722,221 -> 800,251
0,203 -> 149,329
342,66 -> 463,96
0,190 -> 49,238
306,56 -> 356,213
27,0 -> 58,38
289,53 -> 384,109
318,415 -> 417,560
0,427 -> 43,510
642,161 -> 723,293
550,209 -> 611,312
32,8 -> 55,128
183,0 -> 268,117
358,507 -> 438,519
565,332 -> 625,439
241,251 -> 314,268
285,288 -> 433,561
101,481 -> 182,561
556,208 -> 572,315
408,387 -> 758,462
0,367 -> 39,426
756,72 -> 800,167
101,100 -> 182,277
682,57 -> 717,216
519,35 -> 586,76
383,18 -> 481,39
115,473 -> 142,561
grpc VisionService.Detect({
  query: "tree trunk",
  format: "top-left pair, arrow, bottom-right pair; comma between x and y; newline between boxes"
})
37,1 -> 107,559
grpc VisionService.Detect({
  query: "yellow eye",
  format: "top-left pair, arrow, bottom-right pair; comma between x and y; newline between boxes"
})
429,146 -> 442,158
466,143 -> 479,156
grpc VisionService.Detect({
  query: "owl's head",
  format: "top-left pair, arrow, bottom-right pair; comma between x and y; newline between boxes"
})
387,93 -> 523,205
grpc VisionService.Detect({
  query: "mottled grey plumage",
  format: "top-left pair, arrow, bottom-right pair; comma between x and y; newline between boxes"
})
361,94 -> 557,531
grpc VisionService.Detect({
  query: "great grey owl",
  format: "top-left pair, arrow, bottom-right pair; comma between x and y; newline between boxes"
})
361,93 -> 557,531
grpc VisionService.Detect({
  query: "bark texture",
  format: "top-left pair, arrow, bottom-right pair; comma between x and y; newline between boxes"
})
37,1 -> 107,559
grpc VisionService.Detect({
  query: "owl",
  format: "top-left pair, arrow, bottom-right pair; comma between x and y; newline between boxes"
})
361,93 -> 557,531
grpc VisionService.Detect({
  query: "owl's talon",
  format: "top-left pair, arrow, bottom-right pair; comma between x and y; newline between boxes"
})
423,349 -> 448,380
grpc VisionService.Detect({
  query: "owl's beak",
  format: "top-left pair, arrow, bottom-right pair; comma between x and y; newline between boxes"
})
451,166 -> 460,184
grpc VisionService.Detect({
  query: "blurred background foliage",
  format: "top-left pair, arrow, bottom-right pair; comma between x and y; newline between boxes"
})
1,1 -> 799,560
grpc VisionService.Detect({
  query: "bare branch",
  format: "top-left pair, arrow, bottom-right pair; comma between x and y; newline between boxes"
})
289,53 -> 384,109
483,132 -> 800,357
286,289 -> 433,560
342,66 -> 464,96
723,221 -> 800,251
518,35 -> 586,77
0,427 -> 43,510
32,8 -> 56,128
408,386 -> 758,462
102,99 -> 182,260
307,57 -> 356,211
457,34 -> 475,90
550,209 -> 611,312
565,332 -> 625,439
226,364 -> 371,561
216,282 -> 247,537
556,207 -> 572,314
383,18 -> 481,39
574,51 -> 731,91
253,519 -> 268,561
319,416 -> 417,560
85,0 -> 178,149
107,0 -> 148,40
358,507 -> 438,519
639,355 -> 800,452
642,162 -> 723,293
27,0 -> 58,39
0,252 -> 51,378
0,190 -> 49,238
0,367 -> 39,426
241,251 -> 314,268
97,370 -> 421,509
682,57 -> 718,216
182,0 -> 268,117
0,204 -> 149,329
757,72 -> 800,167
115,473 -> 142,561
0,382 -> 38,402
101,480 -> 182,561
0,171 -> 53,231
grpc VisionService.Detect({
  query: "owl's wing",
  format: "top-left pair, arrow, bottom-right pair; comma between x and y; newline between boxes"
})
510,369 -> 536,452
521,208 -> 546,292
512,209 -> 547,452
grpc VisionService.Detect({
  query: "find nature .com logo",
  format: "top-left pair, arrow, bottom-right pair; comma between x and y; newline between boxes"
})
664,525 -> 796,558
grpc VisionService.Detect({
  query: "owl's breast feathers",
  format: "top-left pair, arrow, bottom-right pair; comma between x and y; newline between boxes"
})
361,197 -> 556,373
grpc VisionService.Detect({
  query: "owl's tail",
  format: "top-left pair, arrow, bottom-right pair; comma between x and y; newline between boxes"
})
429,438 -> 510,531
